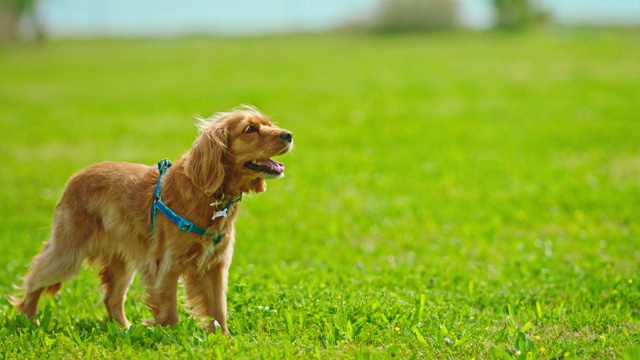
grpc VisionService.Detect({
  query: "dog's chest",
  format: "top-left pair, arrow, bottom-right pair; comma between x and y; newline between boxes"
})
194,211 -> 238,270
191,236 -> 233,272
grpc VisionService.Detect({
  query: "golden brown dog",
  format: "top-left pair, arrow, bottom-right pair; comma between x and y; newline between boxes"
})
11,106 -> 293,334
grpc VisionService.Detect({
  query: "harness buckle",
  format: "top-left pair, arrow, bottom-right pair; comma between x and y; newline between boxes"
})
178,219 -> 193,232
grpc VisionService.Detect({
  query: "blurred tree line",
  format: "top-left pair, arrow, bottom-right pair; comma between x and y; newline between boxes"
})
371,0 -> 548,32
0,0 -> 42,42
491,0 -> 549,30
0,0 -> 550,42
373,0 -> 458,32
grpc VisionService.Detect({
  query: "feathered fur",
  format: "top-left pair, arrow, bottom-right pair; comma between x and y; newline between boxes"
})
10,106 -> 293,334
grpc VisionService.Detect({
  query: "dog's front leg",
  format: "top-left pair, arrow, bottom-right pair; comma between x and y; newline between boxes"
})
209,262 -> 230,335
144,269 -> 181,327
184,262 -> 230,335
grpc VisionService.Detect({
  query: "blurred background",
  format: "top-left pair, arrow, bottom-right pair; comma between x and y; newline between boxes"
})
1,1 -> 639,357
2,0 -> 640,41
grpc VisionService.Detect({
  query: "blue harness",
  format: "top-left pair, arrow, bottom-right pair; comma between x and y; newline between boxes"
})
151,159 -> 242,245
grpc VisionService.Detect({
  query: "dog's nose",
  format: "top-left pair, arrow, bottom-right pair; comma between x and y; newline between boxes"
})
279,131 -> 293,143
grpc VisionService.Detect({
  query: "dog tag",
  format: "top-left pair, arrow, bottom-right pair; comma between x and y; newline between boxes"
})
212,209 -> 228,220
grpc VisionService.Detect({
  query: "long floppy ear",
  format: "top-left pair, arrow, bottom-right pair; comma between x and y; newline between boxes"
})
185,126 -> 227,196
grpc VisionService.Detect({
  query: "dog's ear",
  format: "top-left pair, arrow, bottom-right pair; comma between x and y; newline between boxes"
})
185,126 -> 227,196
251,178 -> 267,193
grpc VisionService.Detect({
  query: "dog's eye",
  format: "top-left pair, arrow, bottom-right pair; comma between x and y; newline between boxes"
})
245,125 -> 257,134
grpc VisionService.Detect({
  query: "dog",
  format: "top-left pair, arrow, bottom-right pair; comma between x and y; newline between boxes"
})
10,106 -> 293,334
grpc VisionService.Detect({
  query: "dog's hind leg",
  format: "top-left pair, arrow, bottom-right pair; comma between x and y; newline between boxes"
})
12,240 -> 85,318
11,210 -> 89,318
98,255 -> 136,328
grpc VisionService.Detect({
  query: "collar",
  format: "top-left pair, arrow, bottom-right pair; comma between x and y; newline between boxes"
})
150,159 -> 242,246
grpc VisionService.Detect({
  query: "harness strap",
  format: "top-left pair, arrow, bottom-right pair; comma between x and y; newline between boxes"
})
150,159 -> 239,246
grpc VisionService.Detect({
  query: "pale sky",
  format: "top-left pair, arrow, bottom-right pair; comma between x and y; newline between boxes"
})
38,0 -> 640,37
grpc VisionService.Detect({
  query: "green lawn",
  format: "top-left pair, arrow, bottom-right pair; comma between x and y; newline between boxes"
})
1,29 -> 639,359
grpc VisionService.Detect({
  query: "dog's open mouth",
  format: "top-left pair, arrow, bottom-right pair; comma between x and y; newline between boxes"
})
245,159 -> 285,178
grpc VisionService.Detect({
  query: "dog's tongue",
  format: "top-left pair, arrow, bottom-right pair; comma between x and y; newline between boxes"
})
257,159 -> 284,173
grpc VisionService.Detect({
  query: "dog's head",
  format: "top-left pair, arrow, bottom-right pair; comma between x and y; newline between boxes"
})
185,106 -> 293,195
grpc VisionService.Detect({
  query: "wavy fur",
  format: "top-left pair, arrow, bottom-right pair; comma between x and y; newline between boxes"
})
10,107 -> 293,335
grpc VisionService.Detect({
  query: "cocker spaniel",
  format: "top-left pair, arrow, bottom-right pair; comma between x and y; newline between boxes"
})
11,106 -> 293,334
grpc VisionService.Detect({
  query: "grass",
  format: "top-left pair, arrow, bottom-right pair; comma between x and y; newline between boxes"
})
1,28 -> 639,359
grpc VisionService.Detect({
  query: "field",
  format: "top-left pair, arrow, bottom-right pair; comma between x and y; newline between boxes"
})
1,29 -> 639,359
